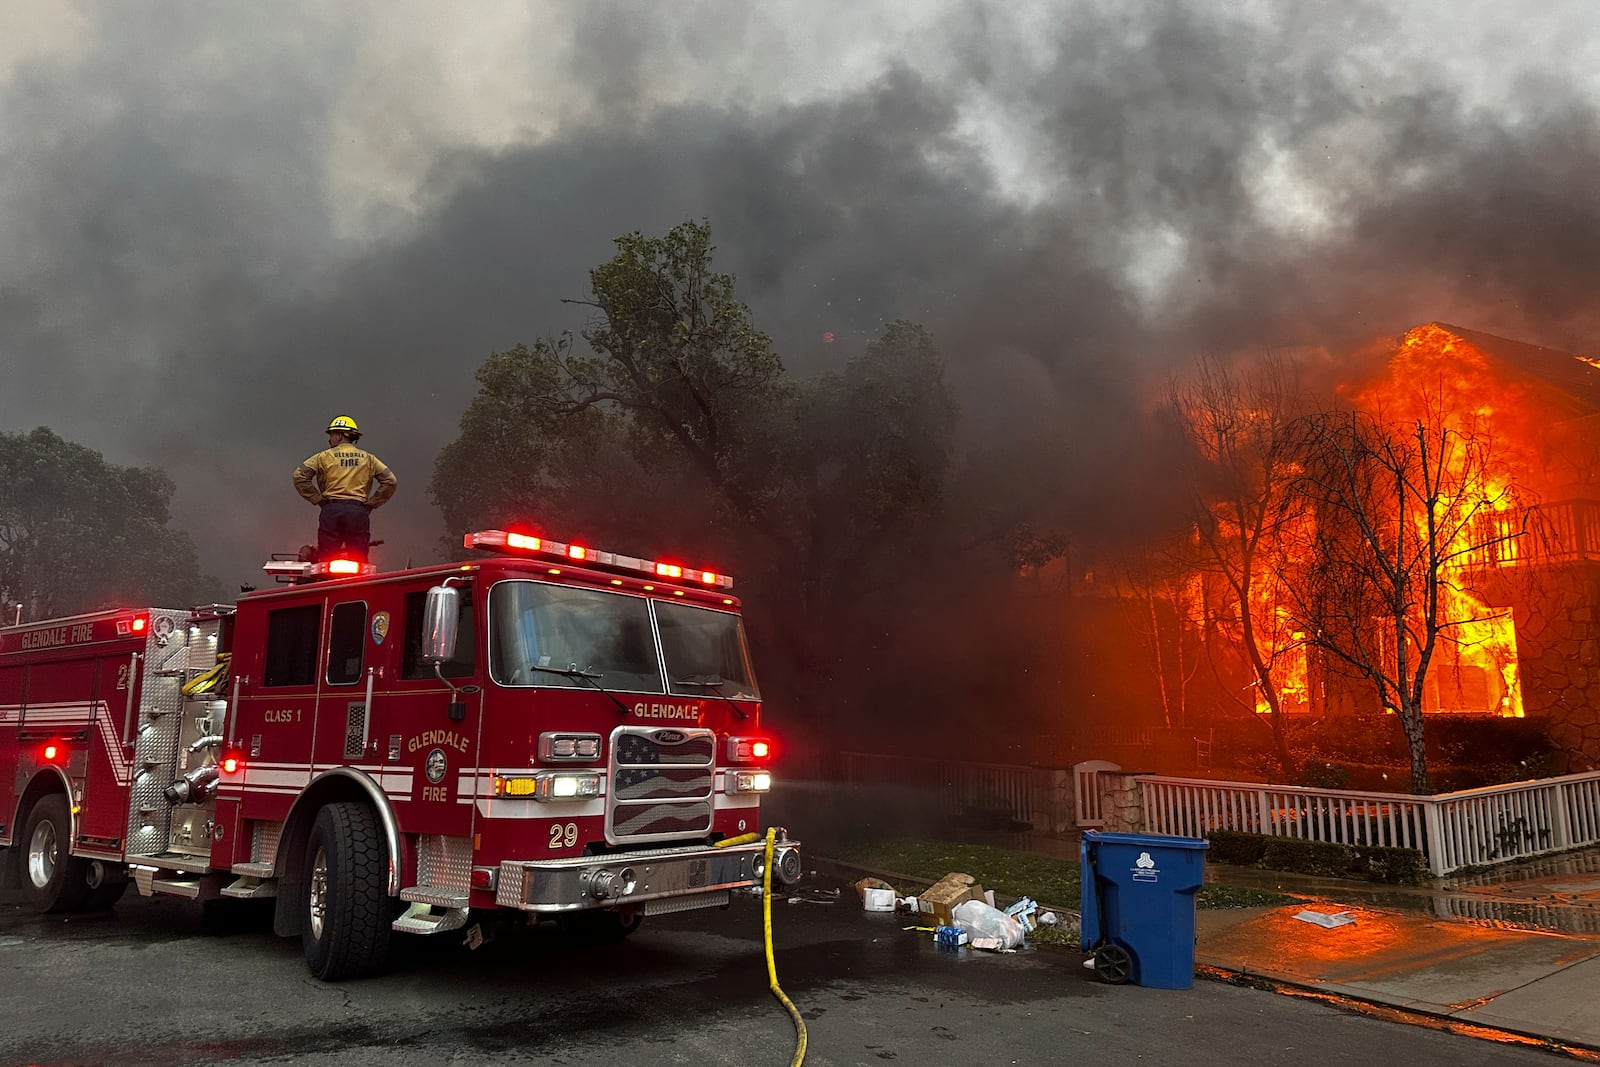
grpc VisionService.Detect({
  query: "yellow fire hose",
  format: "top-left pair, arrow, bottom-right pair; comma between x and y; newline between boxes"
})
716,829 -> 808,1065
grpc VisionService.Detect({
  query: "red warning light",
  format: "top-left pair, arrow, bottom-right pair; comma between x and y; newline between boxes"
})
751,741 -> 770,759
131,617 -> 147,632
42,742 -> 60,762
327,559 -> 361,575
220,755 -> 241,774
567,544 -> 587,560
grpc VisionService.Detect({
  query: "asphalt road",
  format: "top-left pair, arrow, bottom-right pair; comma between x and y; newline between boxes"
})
0,871 -> 1568,1067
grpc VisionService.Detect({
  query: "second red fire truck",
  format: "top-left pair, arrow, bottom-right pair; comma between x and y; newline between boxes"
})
0,528 -> 799,979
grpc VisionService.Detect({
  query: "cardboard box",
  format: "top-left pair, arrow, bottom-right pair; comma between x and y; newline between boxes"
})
918,872 -> 986,928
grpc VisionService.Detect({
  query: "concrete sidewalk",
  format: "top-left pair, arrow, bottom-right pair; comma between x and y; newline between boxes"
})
1195,902 -> 1600,1053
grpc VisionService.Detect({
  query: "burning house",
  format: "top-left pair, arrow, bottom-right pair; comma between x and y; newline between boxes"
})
1027,323 -> 1600,779
1206,323 -> 1600,773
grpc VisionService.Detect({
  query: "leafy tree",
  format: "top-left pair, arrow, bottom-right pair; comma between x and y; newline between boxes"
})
432,221 -> 957,707
0,427 -> 217,618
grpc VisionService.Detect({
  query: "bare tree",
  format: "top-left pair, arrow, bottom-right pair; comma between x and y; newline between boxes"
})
1291,405 -> 1526,793
1167,354 -> 1312,779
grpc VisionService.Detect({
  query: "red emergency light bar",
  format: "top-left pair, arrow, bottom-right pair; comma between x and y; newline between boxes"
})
464,529 -> 735,590
261,558 -> 378,582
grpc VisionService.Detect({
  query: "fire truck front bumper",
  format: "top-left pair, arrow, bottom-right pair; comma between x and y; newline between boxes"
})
494,834 -> 802,914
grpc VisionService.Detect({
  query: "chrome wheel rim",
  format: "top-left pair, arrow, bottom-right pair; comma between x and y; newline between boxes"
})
27,818 -> 57,889
308,845 -> 329,940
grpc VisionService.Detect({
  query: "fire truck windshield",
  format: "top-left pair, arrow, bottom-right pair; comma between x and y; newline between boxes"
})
490,581 -> 664,692
658,601 -> 759,701
488,581 -> 759,700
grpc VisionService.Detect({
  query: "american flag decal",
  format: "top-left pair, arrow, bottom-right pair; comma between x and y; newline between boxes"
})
608,726 -> 715,842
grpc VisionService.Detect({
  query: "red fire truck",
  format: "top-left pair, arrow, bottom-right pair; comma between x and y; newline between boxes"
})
0,528 -> 798,979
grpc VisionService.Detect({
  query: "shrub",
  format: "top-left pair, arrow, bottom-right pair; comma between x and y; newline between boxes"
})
1349,845 -> 1428,885
1205,829 -> 1428,885
1261,837 -> 1352,877
1205,829 -> 1267,866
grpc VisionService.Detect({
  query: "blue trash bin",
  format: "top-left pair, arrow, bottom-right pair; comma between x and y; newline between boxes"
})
1080,830 -> 1208,989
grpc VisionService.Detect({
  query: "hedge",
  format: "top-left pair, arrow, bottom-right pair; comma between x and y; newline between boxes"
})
1205,828 -> 1427,885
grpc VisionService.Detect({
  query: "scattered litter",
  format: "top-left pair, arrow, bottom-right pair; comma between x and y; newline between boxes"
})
862,888 -> 896,912
898,895 -> 919,914
1004,896 -> 1040,933
934,925 -> 970,947
786,887 -> 840,906
951,899 -> 1026,950
852,877 -> 895,903
919,873 -> 986,927
1038,911 -> 1060,927
971,937 -> 1004,951
1294,909 -> 1356,929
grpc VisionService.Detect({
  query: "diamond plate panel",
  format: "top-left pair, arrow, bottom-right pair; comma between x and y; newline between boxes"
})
124,610 -> 192,858
250,820 -> 283,866
417,834 -> 473,893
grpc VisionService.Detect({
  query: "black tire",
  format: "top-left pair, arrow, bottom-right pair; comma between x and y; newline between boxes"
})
301,802 -> 394,980
1093,943 -> 1134,985
20,795 -> 91,914
84,875 -> 129,911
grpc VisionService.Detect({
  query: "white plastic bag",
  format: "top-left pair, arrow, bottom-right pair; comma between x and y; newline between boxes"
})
951,899 -> 1026,950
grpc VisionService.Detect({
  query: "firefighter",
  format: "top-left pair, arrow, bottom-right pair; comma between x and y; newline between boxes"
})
292,415 -> 397,563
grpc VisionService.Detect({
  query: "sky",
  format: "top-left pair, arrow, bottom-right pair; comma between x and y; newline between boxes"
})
4,0 -> 1600,590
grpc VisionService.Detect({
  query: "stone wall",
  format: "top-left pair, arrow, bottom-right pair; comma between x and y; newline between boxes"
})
1510,561 -> 1600,772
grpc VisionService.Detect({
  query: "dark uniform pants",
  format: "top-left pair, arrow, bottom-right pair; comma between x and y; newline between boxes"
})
317,500 -> 373,562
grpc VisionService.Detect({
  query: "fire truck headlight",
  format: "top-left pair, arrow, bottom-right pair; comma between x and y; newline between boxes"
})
727,770 -> 772,794
538,732 -> 603,762
531,771 -> 602,801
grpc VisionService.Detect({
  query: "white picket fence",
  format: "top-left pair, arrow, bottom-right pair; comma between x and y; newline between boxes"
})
1135,769 -> 1600,876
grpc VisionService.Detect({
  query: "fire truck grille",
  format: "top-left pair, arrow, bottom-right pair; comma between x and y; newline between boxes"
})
607,726 -> 714,843
611,801 -> 715,838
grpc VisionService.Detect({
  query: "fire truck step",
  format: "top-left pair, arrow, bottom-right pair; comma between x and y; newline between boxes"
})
399,885 -> 469,909
151,878 -> 202,899
231,862 -> 274,877
392,902 -> 469,935
220,877 -> 276,899
644,891 -> 731,917
137,852 -> 213,873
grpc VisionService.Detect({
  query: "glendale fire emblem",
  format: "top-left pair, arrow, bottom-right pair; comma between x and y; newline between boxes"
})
425,748 -> 447,784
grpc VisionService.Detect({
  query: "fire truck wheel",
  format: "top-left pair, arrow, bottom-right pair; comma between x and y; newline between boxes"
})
85,878 -> 129,911
20,795 -> 91,914
301,802 -> 394,981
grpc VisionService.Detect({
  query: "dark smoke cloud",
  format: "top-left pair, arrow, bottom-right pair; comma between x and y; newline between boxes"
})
3,2 -> 1599,586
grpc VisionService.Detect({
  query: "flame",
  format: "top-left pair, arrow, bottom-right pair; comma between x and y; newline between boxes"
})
1356,324 -> 1526,717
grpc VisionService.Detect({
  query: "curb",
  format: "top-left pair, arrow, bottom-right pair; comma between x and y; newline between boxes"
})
1196,962 -> 1600,1062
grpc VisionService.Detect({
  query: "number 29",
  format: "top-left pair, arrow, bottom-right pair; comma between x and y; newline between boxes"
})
548,822 -> 578,849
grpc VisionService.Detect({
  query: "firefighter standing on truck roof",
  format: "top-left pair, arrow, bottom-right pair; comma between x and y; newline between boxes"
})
293,415 -> 397,563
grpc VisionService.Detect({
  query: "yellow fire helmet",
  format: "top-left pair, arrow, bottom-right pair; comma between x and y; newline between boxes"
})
326,415 -> 361,437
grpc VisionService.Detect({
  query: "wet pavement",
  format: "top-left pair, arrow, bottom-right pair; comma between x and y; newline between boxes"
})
1191,848 -> 1600,1054
820,828 -> 1600,1057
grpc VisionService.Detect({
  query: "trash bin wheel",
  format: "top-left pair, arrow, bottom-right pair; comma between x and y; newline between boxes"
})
1093,943 -> 1133,985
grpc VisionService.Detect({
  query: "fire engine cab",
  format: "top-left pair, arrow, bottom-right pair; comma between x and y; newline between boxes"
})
0,528 -> 798,979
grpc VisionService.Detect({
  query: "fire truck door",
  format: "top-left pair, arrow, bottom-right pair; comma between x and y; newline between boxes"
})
0,662 -> 26,841
77,651 -> 139,845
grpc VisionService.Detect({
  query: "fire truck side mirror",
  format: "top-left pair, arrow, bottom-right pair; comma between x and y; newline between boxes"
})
421,585 -> 460,664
